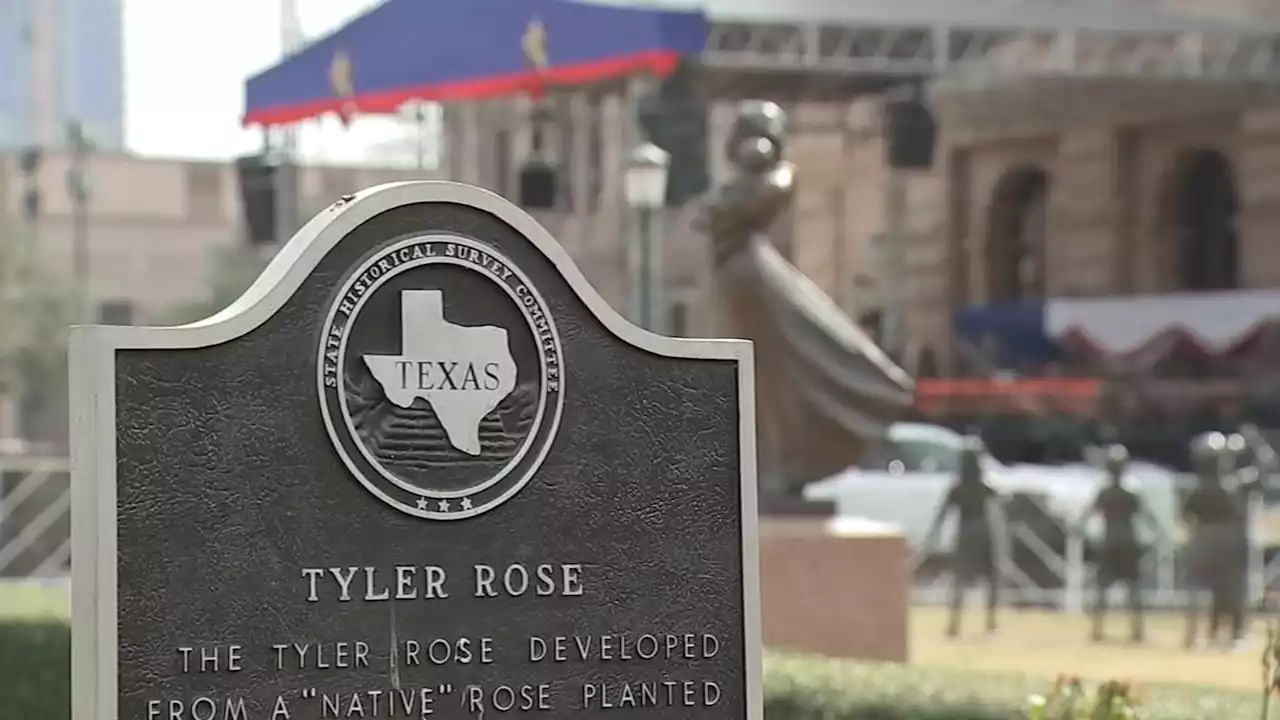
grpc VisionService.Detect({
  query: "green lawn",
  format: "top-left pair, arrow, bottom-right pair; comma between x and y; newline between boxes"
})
0,582 -> 69,622
911,605 -> 1272,692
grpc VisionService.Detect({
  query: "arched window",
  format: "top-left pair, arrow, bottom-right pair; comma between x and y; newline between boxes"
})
986,167 -> 1050,303
1169,149 -> 1239,292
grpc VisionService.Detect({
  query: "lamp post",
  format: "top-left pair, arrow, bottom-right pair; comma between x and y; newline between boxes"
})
399,100 -> 432,170
0,146 -> 44,444
624,142 -> 670,333
880,167 -> 907,357
66,120 -> 92,322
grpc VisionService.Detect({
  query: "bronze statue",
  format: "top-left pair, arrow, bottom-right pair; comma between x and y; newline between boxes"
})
1077,443 -> 1149,643
1224,425 -> 1275,643
1182,432 -> 1244,648
922,434 -> 1007,638
696,100 -> 915,508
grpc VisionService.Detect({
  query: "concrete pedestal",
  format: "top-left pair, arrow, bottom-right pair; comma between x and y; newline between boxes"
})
758,516 -> 909,662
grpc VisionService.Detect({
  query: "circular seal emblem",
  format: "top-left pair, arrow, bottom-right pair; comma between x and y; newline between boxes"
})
318,234 -> 564,520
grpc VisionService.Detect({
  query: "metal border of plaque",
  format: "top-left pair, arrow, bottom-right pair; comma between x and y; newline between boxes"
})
70,182 -> 762,720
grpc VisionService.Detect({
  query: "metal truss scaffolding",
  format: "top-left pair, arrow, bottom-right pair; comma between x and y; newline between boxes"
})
698,6 -> 1280,88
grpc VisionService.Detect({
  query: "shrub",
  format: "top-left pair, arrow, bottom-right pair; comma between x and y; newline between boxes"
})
0,620 -> 1262,720
0,619 -> 71,720
1025,676 -> 1140,719
763,654 -> 1261,720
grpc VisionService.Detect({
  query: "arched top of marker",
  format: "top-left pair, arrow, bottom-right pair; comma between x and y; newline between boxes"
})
69,178 -> 763,720
76,181 -> 750,363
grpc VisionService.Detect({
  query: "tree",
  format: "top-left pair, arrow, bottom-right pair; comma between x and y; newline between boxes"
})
0,221 -> 77,445
162,243 -> 273,326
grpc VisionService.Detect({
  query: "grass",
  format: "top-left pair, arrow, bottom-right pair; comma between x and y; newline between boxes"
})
911,605 -> 1268,692
767,654 -> 1261,720
1,584 -> 1269,694
0,582 -> 68,622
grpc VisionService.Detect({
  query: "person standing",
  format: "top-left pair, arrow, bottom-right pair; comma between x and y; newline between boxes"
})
1182,432 -> 1242,648
1076,444 -> 1151,643
1223,425 -> 1275,645
923,435 -> 1008,639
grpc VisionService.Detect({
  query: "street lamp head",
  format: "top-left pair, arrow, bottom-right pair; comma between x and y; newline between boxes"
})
625,141 -> 670,209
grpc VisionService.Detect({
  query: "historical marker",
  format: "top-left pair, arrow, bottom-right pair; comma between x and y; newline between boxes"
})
71,182 -> 760,720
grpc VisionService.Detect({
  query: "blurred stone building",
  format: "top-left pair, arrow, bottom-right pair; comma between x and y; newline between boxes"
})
923,46 -> 1280,377
0,151 -> 433,323
0,152 -> 436,448
5,1 -> 1277,382
432,0 -> 1280,381
437,93 -> 911,342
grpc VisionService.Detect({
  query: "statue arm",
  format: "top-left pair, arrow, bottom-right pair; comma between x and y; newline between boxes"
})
1258,449 -> 1280,486
1240,469 -> 1264,495
1240,446 -> 1276,493
1181,489 -> 1204,531
1073,491 -> 1101,534
923,487 -> 955,549
698,184 -> 759,261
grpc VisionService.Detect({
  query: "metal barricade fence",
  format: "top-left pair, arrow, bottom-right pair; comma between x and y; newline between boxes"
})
4,457 -> 1280,614
0,454 -> 72,582
911,513 -> 1194,613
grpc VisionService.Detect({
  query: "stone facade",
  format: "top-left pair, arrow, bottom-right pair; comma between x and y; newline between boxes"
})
436,93 -> 914,340
914,81 -> 1280,372
771,84 -> 1280,375
429,74 -> 1280,374
0,151 -> 437,322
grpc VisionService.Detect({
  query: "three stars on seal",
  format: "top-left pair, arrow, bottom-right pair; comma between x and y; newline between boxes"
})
416,496 -> 475,513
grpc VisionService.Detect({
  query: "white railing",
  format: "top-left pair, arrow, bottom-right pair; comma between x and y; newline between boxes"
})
7,458 -> 1280,618
912,510 -> 1264,614
0,454 -> 72,583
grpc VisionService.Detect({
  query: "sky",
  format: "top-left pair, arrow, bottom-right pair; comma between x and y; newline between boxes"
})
121,0 -> 437,164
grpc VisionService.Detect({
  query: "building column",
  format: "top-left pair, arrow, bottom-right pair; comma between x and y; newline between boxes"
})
1237,105 -> 1280,287
942,145 -> 972,374
1113,128 -> 1139,293
1047,128 -> 1120,296
787,102 -> 849,298
946,145 -> 973,309
457,103 -> 482,186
